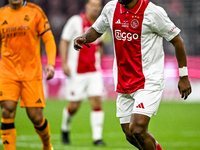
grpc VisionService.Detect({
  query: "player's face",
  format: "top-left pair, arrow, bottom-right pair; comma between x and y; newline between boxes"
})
85,0 -> 102,19
9,0 -> 23,9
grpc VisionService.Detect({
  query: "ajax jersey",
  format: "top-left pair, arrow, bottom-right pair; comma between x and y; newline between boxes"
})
0,2 -> 55,80
61,13 -> 101,76
77,13 -> 100,73
92,0 -> 180,94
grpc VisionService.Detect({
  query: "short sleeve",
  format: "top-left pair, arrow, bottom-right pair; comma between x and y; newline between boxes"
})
150,5 -> 180,41
92,4 -> 110,34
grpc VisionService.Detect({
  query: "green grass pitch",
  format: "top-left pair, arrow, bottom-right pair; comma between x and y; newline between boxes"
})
0,100 -> 200,150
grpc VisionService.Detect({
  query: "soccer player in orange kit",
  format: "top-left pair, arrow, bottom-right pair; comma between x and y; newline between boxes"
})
0,0 -> 56,150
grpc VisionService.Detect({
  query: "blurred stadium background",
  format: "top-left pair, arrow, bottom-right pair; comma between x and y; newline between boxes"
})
0,1 -> 200,150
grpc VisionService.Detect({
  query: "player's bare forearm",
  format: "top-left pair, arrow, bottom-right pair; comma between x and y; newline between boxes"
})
82,27 -> 103,43
59,39 -> 68,66
74,27 -> 102,50
170,34 -> 192,99
59,39 -> 71,76
170,34 -> 187,68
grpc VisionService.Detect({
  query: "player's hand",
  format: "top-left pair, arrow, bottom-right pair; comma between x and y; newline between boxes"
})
178,76 -> 192,100
45,64 -> 55,80
62,63 -> 71,77
74,36 -> 86,50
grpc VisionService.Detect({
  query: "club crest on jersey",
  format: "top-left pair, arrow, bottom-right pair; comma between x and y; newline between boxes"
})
130,19 -> 139,29
24,15 -> 30,21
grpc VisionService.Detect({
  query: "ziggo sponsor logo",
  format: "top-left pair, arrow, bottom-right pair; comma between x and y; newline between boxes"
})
115,30 -> 139,41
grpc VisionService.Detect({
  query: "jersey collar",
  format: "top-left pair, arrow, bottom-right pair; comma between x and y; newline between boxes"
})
120,0 -> 143,14
23,1 -> 27,6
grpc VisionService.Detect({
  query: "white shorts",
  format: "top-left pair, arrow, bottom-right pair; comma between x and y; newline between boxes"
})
65,71 -> 103,101
116,89 -> 163,124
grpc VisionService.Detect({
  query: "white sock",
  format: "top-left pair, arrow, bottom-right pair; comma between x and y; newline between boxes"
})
61,108 -> 72,132
90,110 -> 104,141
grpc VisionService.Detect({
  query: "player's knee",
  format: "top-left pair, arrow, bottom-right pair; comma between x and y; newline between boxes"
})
1,106 -> 16,118
29,114 -> 43,125
1,101 -> 17,118
1,108 -> 11,118
68,106 -> 79,114
91,102 -> 102,110
131,127 -> 144,138
129,123 -> 145,140
68,102 -> 81,114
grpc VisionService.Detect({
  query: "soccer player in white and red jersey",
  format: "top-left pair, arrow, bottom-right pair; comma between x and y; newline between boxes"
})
74,0 -> 192,149
59,0 -> 106,146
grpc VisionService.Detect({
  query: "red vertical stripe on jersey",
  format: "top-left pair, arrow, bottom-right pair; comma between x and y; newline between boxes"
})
112,0 -> 149,93
77,13 -> 99,73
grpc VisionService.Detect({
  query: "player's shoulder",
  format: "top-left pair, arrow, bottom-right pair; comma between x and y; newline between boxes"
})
70,15 -> 81,20
0,5 -> 9,13
146,2 -> 167,17
105,0 -> 118,8
26,2 -> 46,18
106,0 -> 118,5
68,15 -> 81,23
102,0 -> 118,13
26,2 -> 42,11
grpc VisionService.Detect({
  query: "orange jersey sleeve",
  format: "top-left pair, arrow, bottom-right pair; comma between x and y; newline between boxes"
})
0,3 -> 56,80
0,32 -> 1,55
29,3 -> 57,66
42,32 -> 56,66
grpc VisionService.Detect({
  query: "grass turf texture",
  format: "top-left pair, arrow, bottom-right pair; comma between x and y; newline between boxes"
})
0,100 -> 200,150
